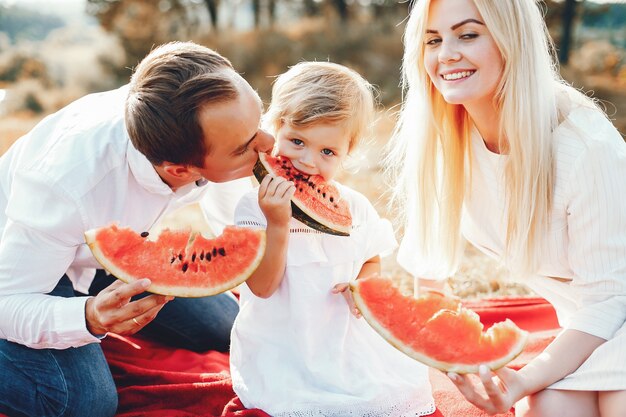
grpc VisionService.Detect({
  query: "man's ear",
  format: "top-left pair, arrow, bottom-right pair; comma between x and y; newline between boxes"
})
161,162 -> 197,179
154,162 -> 201,190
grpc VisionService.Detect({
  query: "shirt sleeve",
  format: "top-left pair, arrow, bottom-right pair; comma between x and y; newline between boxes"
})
397,218 -> 462,280
200,177 -> 255,236
234,188 -> 266,229
361,199 -> 398,261
564,134 -> 626,340
0,169 -> 101,349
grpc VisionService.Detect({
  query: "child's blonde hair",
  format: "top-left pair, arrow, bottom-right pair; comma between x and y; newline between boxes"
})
264,61 -> 376,152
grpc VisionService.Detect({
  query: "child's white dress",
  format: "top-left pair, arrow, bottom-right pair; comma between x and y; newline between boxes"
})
231,183 -> 436,417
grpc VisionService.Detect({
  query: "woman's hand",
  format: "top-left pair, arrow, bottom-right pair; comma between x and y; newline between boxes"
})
332,282 -> 362,318
447,365 -> 527,415
258,174 -> 295,226
85,278 -> 173,336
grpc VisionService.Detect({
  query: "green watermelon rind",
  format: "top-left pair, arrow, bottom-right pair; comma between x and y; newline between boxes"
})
253,154 -> 350,237
350,279 -> 529,374
84,227 -> 266,298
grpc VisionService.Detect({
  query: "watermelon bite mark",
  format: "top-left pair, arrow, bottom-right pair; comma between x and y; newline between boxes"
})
253,153 -> 351,236
350,276 -> 528,374
85,224 -> 266,297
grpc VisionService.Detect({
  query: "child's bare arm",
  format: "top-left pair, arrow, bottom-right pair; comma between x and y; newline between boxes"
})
245,175 -> 295,298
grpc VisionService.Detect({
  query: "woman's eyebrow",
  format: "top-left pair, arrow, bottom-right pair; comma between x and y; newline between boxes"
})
426,18 -> 485,33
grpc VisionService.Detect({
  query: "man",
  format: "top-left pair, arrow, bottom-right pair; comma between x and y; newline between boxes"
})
0,41 -> 273,417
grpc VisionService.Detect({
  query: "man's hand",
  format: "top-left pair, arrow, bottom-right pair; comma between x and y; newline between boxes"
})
85,278 -> 172,336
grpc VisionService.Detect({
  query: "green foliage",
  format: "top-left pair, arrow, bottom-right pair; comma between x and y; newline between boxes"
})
0,5 -> 64,43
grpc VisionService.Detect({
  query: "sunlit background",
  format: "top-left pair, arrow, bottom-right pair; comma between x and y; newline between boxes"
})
0,0 -> 624,297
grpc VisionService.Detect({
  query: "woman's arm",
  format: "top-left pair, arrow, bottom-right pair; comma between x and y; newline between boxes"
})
245,175 -> 295,298
449,324 -> 605,415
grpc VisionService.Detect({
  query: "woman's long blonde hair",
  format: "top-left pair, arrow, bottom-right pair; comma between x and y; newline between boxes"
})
388,0 -> 584,276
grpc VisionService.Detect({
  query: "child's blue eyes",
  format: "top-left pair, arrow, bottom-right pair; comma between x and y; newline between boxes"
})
289,139 -> 334,156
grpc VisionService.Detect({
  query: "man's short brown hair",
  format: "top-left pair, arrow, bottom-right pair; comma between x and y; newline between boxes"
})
125,41 -> 238,167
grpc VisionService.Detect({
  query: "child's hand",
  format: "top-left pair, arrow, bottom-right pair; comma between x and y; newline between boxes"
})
258,174 -> 295,226
332,282 -> 362,318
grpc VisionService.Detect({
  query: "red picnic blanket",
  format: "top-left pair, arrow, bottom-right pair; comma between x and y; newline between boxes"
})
96,296 -> 560,417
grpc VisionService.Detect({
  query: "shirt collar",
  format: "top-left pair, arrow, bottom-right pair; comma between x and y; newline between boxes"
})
126,138 -> 210,197
126,138 -> 173,196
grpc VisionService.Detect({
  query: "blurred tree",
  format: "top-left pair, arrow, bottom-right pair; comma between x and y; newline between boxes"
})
204,0 -> 219,30
86,0 -> 210,78
332,0 -> 348,22
559,0 -> 578,64
252,0 -> 276,28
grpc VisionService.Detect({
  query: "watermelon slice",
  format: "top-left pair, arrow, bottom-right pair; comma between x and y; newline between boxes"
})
85,224 -> 265,297
253,153 -> 352,236
350,276 -> 528,374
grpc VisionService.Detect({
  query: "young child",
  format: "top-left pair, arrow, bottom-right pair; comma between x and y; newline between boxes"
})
230,62 -> 436,416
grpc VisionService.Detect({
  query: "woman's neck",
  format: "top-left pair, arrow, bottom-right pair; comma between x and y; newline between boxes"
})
464,101 -> 503,154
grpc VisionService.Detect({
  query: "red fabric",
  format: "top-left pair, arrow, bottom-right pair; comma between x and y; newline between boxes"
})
96,296 -> 560,417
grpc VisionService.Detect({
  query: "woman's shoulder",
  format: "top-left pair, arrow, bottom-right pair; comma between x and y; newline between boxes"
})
554,102 -> 624,161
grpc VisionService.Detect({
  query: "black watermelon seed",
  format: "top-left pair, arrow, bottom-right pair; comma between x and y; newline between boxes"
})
330,197 -> 334,202
212,248 -> 217,257
218,248 -> 226,256
334,204 -> 338,208
191,253 -> 196,262
322,192 -> 326,198
140,231 -> 149,238
170,257 -> 175,264
207,253 -> 212,261
178,254 -> 183,261
182,263 -> 189,272
200,252 -> 204,260
299,188 -> 303,192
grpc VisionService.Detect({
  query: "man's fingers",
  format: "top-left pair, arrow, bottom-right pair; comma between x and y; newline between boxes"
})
100,278 -> 151,309
123,300 -> 169,334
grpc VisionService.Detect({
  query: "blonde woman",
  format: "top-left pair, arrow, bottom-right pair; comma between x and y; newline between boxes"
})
388,0 -> 626,416
230,62 -> 436,417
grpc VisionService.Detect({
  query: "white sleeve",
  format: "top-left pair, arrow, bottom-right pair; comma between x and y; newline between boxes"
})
234,189 -> 266,229
564,137 -> 626,340
0,170 -> 100,348
199,177 -> 254,235
397,217 -> 461,281
362,199 -> 398,261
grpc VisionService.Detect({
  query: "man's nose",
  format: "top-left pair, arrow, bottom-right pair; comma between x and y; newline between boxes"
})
253,129 -> 275,153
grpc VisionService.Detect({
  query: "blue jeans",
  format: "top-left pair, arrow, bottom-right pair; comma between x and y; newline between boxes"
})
0,272 -> 239,417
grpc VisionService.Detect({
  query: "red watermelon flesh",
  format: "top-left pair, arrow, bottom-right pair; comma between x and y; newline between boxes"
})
351,276 -> 528,374
253,153 -> 351,236
85,224 -> 265,297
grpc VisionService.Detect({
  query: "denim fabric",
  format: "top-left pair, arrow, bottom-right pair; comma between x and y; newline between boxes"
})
0,276 -> 117,417
0,271 -> 239,416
